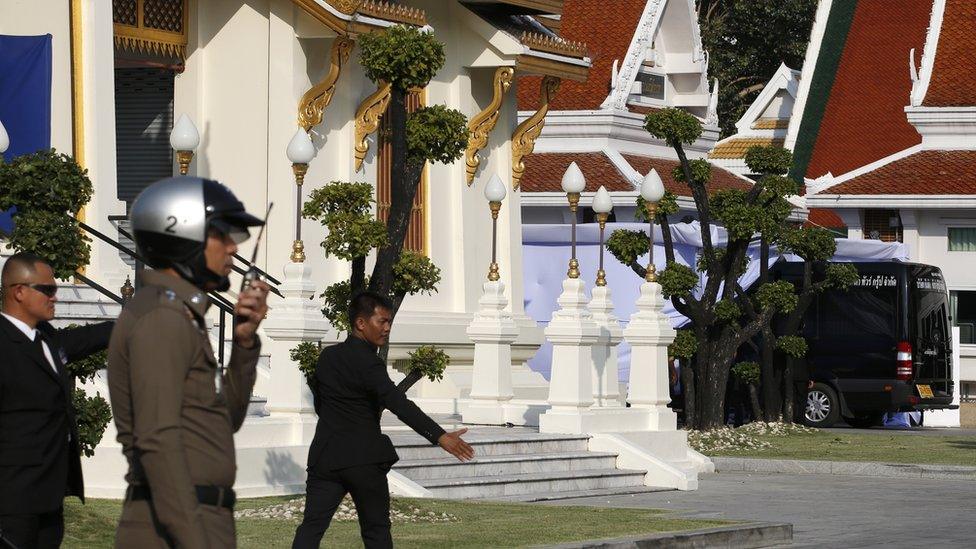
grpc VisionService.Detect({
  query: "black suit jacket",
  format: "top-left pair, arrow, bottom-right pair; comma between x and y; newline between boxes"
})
307,336 -> 446,472
0,316 -> 113,515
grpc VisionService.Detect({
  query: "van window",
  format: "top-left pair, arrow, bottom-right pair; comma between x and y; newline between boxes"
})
816,287 -> 898,343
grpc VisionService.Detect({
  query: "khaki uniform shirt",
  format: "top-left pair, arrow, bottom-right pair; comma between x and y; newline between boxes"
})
107,270 -> 259,547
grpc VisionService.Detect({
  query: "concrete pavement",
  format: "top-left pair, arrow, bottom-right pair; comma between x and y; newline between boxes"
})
546,471 -> 976,547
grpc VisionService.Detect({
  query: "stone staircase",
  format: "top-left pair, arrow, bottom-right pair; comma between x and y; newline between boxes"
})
384,416 -> 670,502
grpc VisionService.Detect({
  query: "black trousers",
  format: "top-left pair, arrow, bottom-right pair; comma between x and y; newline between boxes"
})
0,507 -> 64,549
292,463 -> 392,549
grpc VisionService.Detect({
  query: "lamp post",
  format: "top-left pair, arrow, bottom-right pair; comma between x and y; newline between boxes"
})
286,128 -> 316,263
170,114 -> 200,175
0,118 -> 9,163
561,162 -> 586,279
592,186 -> 613,287
483,174 -> 507,281
640,168 -> 666,282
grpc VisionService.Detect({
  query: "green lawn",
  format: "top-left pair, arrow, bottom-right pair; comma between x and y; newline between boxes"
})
63,496 -> 726,549
711,430 -> 976,466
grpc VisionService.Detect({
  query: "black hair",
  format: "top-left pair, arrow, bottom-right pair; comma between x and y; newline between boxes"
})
347,291 -> 393,329
1,252 -> 46,284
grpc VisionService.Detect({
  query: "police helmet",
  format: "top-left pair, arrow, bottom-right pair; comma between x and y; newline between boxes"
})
130,176 -> 264,291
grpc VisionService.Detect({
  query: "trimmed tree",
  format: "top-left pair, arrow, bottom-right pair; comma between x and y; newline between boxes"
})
607,108 -> 856,429
357,25 -> 468,303
0,150 -> 112,455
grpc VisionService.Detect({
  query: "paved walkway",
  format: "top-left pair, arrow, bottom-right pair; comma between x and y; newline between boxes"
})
547,471 -> 976,547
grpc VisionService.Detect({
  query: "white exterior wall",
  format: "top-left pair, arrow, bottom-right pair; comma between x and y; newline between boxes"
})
0,0 -> 73,153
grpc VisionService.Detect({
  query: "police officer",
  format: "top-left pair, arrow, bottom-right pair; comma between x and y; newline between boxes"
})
107,176 -> 270,548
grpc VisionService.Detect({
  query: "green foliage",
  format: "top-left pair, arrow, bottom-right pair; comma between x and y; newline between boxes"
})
698,0 -> 818,137
776,335 -> 808,358
358,25 -> 446,91
697,249 -> 746,278
671,159 -> 712,186
731,361 -> 761,385
778,226 -> 837,263
72,389 -> 111,458
824,263 -> 859,290
407,345 -> 449,383
710,189 -> 759,241
392,250 -> 441,297
0,150 -> 94,279
714,299 -> 741,324
635,191 -> 679,222
64,341 -> 105,384
644,108 -> 703,147
669,329 -> 699,359
303,182 -> 388,260
606,229 -> 648,268
290,341 -> 322,385
758,174 -> 799,199
406,105 -> 468,167
658,262 -> 698,299
744,145 -> 793,176
321,280 -> 356,333
319,251 -> 441,333
755,280 -> 798,314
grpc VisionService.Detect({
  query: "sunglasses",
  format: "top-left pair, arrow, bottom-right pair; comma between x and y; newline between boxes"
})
7,283 -> 59,298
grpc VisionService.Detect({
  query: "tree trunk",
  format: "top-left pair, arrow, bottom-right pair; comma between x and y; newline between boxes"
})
747,383 -> 763,423
693,331 -> 739,430
351,256 -> 366,294
760,325 -> 781,421
396,369 -> 424,392
782,355 -> 795,423
680,356 -> 696,428
369,87 -> 422,299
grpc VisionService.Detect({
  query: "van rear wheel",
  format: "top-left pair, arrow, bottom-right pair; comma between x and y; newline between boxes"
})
804,383 -> 840,428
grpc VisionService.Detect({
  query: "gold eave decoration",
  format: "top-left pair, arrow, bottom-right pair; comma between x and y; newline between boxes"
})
113,0 -> 188,59
298,36 -> 355,131
359,1 -> 426,26
519,32 -> 586,59
511,75 -> 560,190
292,0 -> 426,36
495,0 -> 564,14
465,67 -> 515,185
354,81 -> 393,172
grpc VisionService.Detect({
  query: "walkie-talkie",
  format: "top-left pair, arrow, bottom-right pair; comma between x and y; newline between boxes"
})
237,203 -> 273,323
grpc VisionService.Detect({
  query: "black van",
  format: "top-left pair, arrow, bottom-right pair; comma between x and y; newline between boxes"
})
773,261 -> 956,428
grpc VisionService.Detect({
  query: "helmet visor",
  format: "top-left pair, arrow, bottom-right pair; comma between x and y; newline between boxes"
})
209,210 -> 264,244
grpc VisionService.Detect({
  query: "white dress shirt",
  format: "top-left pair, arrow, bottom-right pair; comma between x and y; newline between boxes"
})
2,312 -> 58,374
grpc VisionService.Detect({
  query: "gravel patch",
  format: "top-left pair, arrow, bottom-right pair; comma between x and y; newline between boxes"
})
235,496 -> 458,524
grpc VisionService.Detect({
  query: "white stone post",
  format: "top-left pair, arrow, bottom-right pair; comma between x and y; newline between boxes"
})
538,278 -> 600,432
624,281 -> 677,430
589,285 -> 623,406
262,262 -> 330,441
460,281 -> 519,424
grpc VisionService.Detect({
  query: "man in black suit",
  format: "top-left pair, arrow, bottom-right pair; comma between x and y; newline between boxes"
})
0,252 -> 114,549
293,292 -> 474,549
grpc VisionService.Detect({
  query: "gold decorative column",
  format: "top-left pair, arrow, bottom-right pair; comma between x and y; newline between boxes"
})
465,67 -> 514,185
291,163 -> 309,263
511,75 -> 560,190
354,81 -> 392,172
298,36 -> 354,131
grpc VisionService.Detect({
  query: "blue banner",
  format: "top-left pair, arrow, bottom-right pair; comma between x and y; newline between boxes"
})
0,34 -> 52,234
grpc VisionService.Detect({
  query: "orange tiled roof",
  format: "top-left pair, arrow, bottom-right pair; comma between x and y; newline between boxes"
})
805,1 -> 930,179
626,104 -> 663,116
521,152 -> 633,193
923,0 -> 976,107
805,208 -> 845,229
819,150 -> 976,195
517,0 -> 648,111
709,137 -> 786,160
620,154 -> 751,197
751,118 -> 790,130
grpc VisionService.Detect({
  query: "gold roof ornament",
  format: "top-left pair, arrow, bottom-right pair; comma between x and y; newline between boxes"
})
113,0 -> 188,59
465,67 -> 515,185
359,1 -> 427,26
519,31 -> 587,60
512,75 -> 561,190
298,36 -> 355,131
354,82 -> 393,172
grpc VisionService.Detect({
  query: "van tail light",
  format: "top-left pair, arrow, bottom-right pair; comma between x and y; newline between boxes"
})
896,341 -> 913,381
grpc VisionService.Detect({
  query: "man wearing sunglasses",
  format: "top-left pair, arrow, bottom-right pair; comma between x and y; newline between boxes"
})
0,252 -> 114,549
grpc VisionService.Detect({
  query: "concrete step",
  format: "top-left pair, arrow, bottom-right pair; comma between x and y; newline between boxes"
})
490,485 -> 670,503
391,433 -> 590,461
50,284 -> 122,326
421,468 -> 647,499
393,451 -> 619,480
